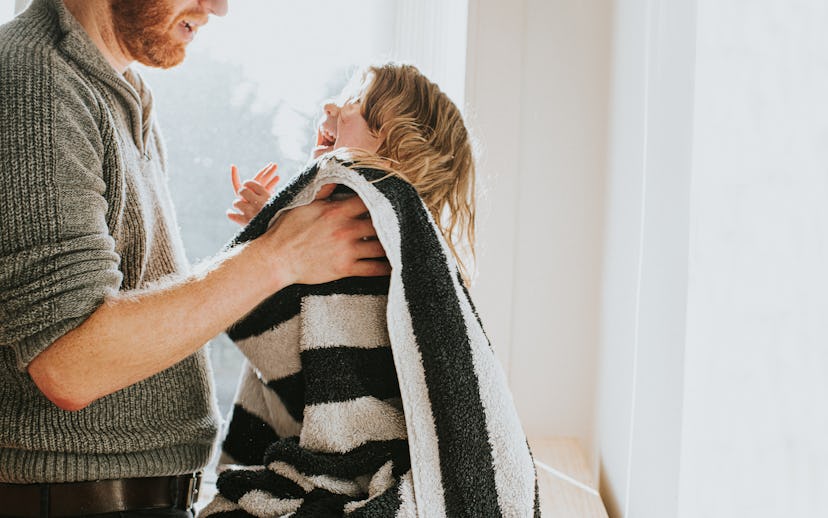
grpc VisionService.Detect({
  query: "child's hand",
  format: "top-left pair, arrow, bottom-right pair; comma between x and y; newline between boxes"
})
226,162 -> 280,226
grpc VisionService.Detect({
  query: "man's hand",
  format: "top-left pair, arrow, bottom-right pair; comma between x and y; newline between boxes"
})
28,184 -> 388,412
250,183 -> 390,287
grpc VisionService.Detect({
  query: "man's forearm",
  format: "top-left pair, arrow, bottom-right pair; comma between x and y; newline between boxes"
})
28,185 -> 390,411
28,240 -> 285,411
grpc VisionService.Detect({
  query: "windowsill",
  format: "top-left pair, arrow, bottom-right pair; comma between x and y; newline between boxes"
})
530,437 -> 609,517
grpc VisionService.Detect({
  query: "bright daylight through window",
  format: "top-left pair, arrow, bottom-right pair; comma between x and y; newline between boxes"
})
137,0 -> 400,419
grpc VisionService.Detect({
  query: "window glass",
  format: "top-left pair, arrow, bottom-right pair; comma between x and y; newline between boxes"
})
0,3 -> 17,24
138,1 -> 400,483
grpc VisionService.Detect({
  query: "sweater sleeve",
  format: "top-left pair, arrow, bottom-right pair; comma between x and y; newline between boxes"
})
0,50 -> 123,371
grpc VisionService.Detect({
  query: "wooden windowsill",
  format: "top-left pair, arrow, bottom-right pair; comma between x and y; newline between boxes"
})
530,437 -> 609,517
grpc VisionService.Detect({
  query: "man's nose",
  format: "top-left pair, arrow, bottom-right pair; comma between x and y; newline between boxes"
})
202,0 -> 229,16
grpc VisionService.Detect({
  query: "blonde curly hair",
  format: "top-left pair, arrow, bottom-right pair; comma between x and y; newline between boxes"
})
330,63 -> 477,284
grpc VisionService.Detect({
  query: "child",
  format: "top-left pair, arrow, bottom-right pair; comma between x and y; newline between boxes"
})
228,63 -> 475,284
204,63 -> 538,517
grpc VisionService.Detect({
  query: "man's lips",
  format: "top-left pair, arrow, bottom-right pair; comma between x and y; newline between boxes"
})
178,15 -> 209,34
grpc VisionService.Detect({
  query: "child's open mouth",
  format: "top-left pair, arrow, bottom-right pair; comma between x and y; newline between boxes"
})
319,126 -> 337,148
312,124 -> 338,158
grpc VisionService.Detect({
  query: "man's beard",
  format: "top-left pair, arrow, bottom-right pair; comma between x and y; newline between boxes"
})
110,0 -> 187,69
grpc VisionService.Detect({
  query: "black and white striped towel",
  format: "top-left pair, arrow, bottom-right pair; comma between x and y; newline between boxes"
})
200,159 -> 540,517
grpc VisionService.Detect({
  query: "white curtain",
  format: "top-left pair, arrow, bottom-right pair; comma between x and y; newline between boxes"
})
392,0 -> 469,110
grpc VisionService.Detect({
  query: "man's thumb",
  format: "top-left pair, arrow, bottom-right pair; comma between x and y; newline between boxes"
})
314,183 -> 338,201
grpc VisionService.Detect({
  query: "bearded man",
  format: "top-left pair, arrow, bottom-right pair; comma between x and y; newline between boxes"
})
0,1 -> 389,516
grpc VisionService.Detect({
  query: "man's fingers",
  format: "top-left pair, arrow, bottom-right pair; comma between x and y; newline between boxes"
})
355,239 -> 386,259
231,165 -> 241,194
349,259 -> 392,277
334,193 -> 372,218
346,218 -> 378,240
314,183 -> 338,200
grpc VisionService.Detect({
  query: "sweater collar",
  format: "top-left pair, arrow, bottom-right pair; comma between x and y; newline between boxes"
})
27,0 -> 156,155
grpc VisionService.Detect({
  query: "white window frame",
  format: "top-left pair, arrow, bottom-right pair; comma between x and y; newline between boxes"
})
595,0 -> 696,516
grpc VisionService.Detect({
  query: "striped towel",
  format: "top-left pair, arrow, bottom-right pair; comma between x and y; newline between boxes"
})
200,159 -> 540,517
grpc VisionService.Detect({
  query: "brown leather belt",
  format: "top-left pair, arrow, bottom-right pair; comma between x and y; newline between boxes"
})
0,473 -> 200,518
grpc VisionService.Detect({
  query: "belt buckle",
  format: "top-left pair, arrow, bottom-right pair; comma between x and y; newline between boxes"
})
187,472 -> 201,508
176,472 -> 201,509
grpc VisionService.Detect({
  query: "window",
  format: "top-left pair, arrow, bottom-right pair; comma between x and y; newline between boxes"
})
140,0 -> 403,418
140,0 -> 471,428
1,3 -> 17,24
138,1 -> 416,496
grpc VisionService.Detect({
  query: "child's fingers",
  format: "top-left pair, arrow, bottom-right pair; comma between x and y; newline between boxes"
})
254,162 -> 278,183
252,163 -> 270,182
232,198 -> 258,221
226,210 -> 249,226
260,164 -> 279,192
264,175 -> 280,192
242,181 -> 269,199
231,165 -> 241,195
237,192 -> 266,215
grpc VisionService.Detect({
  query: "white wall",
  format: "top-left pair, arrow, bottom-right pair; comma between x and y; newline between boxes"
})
598,1 -> 828,517
465,0 -> 525,382
678,1 -> 828,516
466,0 -> 611,450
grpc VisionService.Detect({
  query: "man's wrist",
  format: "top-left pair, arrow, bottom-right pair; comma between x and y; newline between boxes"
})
240,238 -> 295,294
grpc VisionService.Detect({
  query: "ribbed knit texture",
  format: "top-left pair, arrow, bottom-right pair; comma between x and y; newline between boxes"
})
0,0 -> 218,483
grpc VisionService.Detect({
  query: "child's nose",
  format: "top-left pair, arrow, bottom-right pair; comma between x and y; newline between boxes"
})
323,102 -> 340,118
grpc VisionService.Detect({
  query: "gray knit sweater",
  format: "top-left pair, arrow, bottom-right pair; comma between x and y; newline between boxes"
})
0,0 -> 218,483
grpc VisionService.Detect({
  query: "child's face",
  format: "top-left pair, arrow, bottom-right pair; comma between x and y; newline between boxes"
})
312,97 -> 383,159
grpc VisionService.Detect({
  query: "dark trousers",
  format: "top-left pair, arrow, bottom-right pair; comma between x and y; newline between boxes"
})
0,508 -> 193,518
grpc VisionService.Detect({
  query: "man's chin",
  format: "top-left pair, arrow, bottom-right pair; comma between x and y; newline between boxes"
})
136,44 -> 187,69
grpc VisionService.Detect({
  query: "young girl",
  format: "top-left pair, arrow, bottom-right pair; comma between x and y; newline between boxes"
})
204,63 -> 538,518
229,62 -> 476,285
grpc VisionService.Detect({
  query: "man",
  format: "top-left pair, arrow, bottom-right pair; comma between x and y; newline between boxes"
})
0,0 -> 389,516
